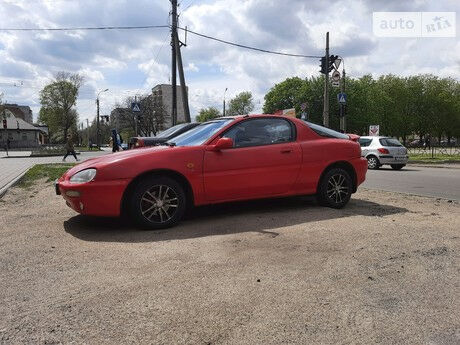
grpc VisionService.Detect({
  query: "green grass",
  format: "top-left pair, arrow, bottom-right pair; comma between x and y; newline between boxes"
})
18,163 -> 75,188
409,154 -> 460,163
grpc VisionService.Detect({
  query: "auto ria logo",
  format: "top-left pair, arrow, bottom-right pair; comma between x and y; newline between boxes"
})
373,12 -> 456,37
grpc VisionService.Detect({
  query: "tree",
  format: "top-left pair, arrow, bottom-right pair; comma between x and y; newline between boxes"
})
196,107 -> 221,122
263,77 -> 305,114
227,91 -> 254,115
38,72 -> 83,142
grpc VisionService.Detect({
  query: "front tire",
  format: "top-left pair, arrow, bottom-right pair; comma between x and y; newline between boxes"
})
129,176 -> 186,229
391,164 -> 405,170
317,168 -> 352,209
367,156 -> 380,169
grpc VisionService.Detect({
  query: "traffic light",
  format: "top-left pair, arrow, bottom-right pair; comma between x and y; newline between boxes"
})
2,119 -> 6,129
320,55 -> 339,74
338,104 -> 347,117
329,55 -> 338,73
319,56 -> 327,74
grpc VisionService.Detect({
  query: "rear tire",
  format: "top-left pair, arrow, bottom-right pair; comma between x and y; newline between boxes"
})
367,155 -> 380,169
317,168 -> 352,209
391,164 -> 405,170
129,176 -> 186,230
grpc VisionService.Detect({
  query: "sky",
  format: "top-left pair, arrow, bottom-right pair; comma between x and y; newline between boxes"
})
0,0 -> 458,124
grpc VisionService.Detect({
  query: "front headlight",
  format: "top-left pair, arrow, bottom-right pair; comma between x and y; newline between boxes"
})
69,168 -> 97,184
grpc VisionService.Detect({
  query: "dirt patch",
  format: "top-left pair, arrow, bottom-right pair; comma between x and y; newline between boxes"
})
0,184 -> 459,344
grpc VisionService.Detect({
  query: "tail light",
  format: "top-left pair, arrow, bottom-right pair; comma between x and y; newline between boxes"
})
378,148 -> 389,154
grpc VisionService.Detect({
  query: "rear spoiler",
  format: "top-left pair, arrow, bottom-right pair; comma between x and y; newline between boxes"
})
347,134 -> 360,142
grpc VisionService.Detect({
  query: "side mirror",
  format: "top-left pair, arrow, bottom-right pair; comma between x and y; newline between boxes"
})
208,137 -> 233,151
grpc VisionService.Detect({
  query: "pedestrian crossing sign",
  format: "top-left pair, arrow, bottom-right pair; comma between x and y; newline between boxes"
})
131,102 -> 141,112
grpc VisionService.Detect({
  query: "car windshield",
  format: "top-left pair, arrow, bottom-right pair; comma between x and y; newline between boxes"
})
380,138 -> 403,147
156,123 -> 189,138
303,121 -> 349,139
167,119 -> 234,146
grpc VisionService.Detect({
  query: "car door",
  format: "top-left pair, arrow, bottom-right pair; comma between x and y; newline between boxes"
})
203,117 -> 301,202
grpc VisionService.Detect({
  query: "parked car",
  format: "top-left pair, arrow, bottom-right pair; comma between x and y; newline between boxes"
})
56,115 -> 368,229
408,139 -> 423,147
128,123 -> 200,149
440,138 -> 457,147
358,136 -> 408,170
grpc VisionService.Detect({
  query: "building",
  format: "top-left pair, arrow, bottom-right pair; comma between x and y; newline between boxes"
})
3,104 -> 33,124
152,84 -> 188,127
0,109 -> 48,148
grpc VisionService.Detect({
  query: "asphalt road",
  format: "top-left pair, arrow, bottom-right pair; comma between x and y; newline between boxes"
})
363,165 -> 460,201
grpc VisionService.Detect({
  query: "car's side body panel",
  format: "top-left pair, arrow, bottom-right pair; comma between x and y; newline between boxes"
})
203,141 -> 302,201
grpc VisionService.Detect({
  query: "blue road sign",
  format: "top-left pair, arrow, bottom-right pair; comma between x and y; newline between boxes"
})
337,93 -> 347,104
131,102 -> 141,112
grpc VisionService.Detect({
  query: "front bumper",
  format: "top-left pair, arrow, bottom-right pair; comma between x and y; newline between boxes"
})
56,178 -> 130,217
379,155 -> 409,165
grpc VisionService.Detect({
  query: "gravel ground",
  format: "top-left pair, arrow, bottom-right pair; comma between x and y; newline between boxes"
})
0,181 -> 459,345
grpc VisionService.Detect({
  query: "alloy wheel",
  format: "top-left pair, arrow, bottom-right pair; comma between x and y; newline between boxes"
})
326,173 -> 349,204
140,184 -> 179,223
367,157 -> 378,169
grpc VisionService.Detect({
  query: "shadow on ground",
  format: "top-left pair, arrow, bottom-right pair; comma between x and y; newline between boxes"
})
64,195 -> 408,243
370,168 -> 419,172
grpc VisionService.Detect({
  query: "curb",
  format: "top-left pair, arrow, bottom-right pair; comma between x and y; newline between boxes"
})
0,167 -> 30,198
1,152 -> 82,159
407,163 -> 460,169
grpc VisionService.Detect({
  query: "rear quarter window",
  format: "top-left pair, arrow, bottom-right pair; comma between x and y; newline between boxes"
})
303,121 -> 349,139
358,138 -> 373,147
379,138 -> 403,147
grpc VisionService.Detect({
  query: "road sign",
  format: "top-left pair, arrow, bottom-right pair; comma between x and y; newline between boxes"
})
332,81 -> 340,87
337,92 -> 347,104
331,70 -> 340,82
131,102 -> 141,112
369,125 -> 379,136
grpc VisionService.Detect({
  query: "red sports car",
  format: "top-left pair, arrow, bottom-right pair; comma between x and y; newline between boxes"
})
56,115 -> 367,229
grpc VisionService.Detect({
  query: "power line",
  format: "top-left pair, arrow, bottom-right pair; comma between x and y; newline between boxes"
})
0,25 -> 169,32
177,26 -> 322,58
0,23 -> 321,58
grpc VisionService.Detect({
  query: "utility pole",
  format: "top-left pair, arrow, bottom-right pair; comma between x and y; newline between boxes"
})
171,0 -> 178,126
134,95 -> 138,136
323,32 -> 330,127
96,97 -> 100,147
175,31 -> 191,122
96,88 -> 108,147
223,87 -> 227,116
86,118 -> 89,148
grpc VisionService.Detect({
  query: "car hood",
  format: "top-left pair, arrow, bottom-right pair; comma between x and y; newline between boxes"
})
63,146 -> 170,179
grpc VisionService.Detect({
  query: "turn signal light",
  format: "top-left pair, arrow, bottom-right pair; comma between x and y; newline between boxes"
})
65,190 -> 81,197
378,148 -> 389,154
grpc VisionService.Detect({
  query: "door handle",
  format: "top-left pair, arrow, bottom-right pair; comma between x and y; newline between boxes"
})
280,149 -> 292,154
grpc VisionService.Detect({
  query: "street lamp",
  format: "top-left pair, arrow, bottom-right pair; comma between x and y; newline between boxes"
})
223,87 -> 228,116
96,88 -> 109,147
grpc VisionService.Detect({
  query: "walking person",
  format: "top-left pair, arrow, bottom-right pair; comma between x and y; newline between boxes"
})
62,133 -> 79,161
111,129 -> 120,153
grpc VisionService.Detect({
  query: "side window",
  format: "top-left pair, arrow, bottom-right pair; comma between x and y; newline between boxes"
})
358,138 -> 372,147
223,118 -> 294,148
